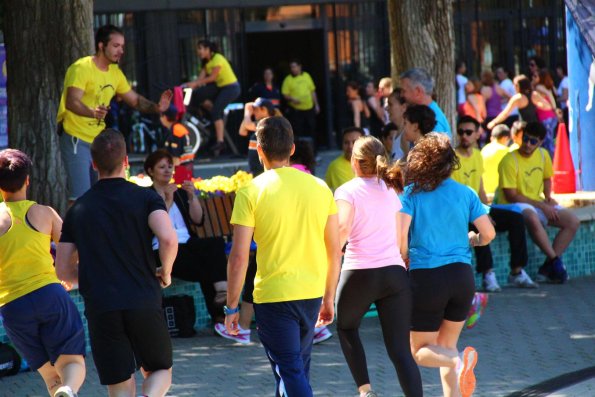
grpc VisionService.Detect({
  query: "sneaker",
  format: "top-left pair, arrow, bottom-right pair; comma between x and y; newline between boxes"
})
361,391 -> 379,397
536,258 -> 554,283
457,347 -> 478,397
313,326 -> 333,344
482,271 -> 501,292
550,257 -> 569,284
214,322 -> 251,344
465,292 -> 488,330
54,386 -> 77,397
508,269 -> 539,288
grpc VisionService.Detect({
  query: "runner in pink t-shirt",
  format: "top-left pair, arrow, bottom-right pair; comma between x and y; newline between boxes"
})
334,136 -> 422,397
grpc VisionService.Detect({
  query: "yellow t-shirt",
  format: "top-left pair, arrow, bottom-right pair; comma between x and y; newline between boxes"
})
0,201 -> 59,306
205,53 -> 238,87
495,148 -> 553,204
325,155 -> 355,192
231,167 -> 337,304
451,148 -> 484,194
281,72 -> 316,110
57,56 -> 131,143
481,142 -> 510,195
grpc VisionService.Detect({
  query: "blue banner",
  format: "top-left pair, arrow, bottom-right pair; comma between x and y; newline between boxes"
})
566,7 -> 595,191
0,44 -> 7,148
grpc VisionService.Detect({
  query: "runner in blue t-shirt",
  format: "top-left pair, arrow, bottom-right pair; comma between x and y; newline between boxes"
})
399,133 -> 495,397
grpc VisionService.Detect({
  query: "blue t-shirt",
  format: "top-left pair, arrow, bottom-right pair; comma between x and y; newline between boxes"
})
400,178 -> 487,269
429,101 -> 452,140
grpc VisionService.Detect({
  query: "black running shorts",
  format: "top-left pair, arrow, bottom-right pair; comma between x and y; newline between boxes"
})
409,262 -> 475,332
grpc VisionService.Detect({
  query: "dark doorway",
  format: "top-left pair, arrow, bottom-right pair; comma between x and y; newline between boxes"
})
245,29 -> 329,148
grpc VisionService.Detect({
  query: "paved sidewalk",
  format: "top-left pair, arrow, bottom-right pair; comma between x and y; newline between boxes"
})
2,275 -> 594,396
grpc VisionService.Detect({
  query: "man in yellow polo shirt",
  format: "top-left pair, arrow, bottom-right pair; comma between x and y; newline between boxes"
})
282,59 -> 320,144
481,124 -> 512,195
452,116 -> 535,292
57,24 -> 172,204
495,121 -> 579,284
325,127 -> 363,191
224,116 -> 341,396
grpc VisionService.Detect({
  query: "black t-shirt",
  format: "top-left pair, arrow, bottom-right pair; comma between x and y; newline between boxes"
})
61,178 -> 167,314
248,82 -> 282,105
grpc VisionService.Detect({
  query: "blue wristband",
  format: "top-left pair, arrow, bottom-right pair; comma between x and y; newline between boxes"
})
223,305 -> 239,315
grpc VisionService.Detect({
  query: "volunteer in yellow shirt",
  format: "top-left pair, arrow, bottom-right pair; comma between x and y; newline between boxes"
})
224,117 -> 341,396
494,121 -> 579,284
282,59 -> 320,144
325,127 -> 364,191
57,24 -> 172,203
453,116 -> 536,292
481,124 -> 512,195
184,40 -> 241,154
0,149 -> 86,396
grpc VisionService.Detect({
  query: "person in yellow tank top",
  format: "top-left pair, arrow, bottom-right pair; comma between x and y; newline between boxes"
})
57,24 -> 172,205
0,149 -> 86,397
224,117 -> 341,396
184,40 -> 241,155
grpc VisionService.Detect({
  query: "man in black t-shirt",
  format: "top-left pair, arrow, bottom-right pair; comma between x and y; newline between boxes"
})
56,129 -> 178,396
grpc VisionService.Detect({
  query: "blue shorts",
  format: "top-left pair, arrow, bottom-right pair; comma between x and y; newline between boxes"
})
0,283 -> 86,370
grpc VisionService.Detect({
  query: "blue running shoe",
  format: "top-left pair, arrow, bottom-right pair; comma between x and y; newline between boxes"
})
550,257 -> 568,284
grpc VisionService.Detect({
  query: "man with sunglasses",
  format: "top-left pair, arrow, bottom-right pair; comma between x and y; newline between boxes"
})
452,116 -> 535,292
494,122 -> 579,283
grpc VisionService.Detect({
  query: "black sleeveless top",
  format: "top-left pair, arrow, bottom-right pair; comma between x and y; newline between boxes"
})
518,95 -> 539,123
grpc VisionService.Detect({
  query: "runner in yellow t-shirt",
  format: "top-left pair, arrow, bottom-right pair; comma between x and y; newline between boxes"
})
57,24 -> 172,204
325,127 -> 363,191
495,121 -> 579,284
224,117 -> 341,396
184,40 -> 241,154
454,116 -> 536,292
282,59 -> 320,143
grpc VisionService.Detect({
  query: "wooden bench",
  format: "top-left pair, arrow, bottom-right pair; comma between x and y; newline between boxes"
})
194,193 -> 235,240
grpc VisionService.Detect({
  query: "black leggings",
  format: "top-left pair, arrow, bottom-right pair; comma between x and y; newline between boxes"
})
336,266 -> 423,397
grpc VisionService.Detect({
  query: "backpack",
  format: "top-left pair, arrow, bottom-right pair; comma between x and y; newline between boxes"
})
0,342 -> 21,377
162,295 -> 196,338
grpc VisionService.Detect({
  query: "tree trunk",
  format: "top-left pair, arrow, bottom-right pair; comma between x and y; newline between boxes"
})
3,0 -> 93,214
387,0 -> 456,130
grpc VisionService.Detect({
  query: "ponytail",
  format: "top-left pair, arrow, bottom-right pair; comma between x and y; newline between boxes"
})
376,155 -> 404,193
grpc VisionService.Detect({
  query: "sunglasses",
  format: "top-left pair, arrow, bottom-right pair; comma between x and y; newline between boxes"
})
522,135 -> 540,145
457,128 -> 475,136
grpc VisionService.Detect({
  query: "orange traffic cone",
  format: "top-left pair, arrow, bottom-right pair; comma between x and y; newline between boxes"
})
552,123 -> 576,193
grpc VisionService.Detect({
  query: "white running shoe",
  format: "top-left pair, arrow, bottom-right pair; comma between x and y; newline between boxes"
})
214,323 -> 251,344
508,269 -> 539,288
483,271 -> 501,292
313,326 -> 333,344
54,386 -> 77,397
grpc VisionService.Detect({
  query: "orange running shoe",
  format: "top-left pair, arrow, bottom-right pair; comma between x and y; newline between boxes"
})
458,346 -> 478,397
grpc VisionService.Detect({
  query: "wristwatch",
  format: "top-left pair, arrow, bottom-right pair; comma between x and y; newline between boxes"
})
223,305 -> 239,315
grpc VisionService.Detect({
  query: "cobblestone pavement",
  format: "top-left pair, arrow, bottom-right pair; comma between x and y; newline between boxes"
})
1,275 -> 594,396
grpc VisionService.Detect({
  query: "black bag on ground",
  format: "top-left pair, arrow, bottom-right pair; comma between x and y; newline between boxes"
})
0,342 -> 21,377
162,295 -> 196,338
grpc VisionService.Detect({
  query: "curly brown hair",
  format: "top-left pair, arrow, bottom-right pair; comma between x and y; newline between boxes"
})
352,136 -> 404,193
404,133 -> 459,193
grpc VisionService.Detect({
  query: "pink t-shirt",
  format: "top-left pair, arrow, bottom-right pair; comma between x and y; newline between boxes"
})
334,177 -> 406,271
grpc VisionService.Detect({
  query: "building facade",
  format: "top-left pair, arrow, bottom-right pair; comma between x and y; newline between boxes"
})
94,0 -> 566,148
